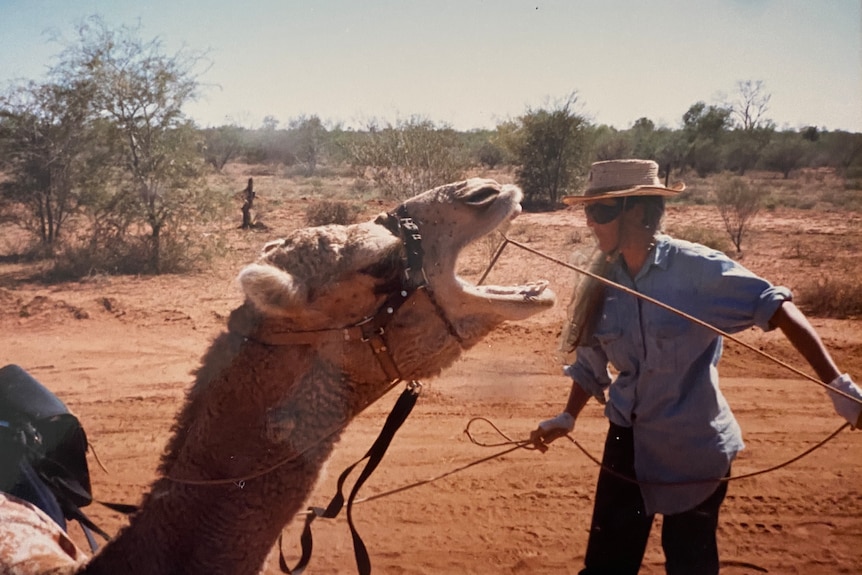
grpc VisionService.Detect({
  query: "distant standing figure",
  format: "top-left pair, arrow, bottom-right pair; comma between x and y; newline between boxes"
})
241,178 -> 255,229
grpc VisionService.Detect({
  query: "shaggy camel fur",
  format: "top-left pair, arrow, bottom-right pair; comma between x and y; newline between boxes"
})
0,178 -> 555,575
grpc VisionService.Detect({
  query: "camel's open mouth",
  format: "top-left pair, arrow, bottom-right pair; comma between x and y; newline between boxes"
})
459,277 -> 554,306
453,218 -> 555,311
390,178 -> 556,317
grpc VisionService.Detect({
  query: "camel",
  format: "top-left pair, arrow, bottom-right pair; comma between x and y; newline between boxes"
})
0,178 -> 555,575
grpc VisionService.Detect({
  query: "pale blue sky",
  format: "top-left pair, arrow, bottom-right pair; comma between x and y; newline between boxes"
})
1,0 -> 860,132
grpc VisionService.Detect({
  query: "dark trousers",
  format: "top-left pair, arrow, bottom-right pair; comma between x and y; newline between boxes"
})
580,423 -> 728,575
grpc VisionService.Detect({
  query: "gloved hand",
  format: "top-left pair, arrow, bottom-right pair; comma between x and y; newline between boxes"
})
828,373 -> 862,429
530,412 -> 575,452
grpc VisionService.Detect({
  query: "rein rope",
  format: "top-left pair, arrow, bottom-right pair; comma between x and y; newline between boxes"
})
276,230 -> 859,573
312,415 -> 849,513
156,221 -> 856,573
499,234 -> 862,405
462,417 -> 852,486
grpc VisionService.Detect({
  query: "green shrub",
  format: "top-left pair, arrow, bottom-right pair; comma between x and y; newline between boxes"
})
346,117 -> 467,199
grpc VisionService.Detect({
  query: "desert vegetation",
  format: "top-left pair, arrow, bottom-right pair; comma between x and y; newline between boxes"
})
1,18 -> 861,317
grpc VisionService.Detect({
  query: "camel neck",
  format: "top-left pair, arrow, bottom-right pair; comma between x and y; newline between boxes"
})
83,337 -> 342,575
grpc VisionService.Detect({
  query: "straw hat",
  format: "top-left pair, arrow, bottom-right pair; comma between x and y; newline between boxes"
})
561,159 -> 685,205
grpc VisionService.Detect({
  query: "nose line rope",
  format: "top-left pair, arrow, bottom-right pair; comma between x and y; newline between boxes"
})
496,234 -> 861,405
303,415 -> 849,511
352,443 -> 528,506
289,234 -> 859,515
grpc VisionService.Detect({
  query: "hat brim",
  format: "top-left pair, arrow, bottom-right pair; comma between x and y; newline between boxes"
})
561,183 -> 685,205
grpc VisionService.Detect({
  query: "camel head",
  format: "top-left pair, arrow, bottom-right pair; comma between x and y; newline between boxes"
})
237,178 -> 555,382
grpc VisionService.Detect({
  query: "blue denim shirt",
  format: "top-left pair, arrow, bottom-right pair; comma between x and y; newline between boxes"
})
566,235 -> 792,515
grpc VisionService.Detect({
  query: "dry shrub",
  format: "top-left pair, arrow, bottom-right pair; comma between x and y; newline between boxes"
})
797,275 -> 862,319
43,222 -> 228,281
304,199 -> 360,226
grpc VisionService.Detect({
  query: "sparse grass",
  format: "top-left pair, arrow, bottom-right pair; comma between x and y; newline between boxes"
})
797,274 -> 862,319
820,187 -> 862,211
667,224 -> 733,254
781,240 -> 828,266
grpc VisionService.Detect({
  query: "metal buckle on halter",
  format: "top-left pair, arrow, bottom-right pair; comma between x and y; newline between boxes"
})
406,380 -> 423,396
398,217 -> 421,240
360,326 -> 385,345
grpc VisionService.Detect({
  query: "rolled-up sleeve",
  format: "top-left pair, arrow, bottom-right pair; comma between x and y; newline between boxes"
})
691,250 -> 793,334
564,344 -> 613,404
753,285 -> 793,331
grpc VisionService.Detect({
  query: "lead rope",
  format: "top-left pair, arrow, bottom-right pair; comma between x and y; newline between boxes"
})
325,416 -> 848,511
496,234 -> 862,404
279,381 -> 422,575
278,232 -> 859,573
462,416 -> 851,486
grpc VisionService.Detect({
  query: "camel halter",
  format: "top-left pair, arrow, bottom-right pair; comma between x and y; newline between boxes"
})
167,202 -> 462,490
163,203 -> 466,574
272,205 -> 467,575
237,203 -> 462,384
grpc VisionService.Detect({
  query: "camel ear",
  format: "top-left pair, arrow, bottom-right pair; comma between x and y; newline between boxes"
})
261,239 -> 285,254
455,178 -> 504,206
373,211 -> 400,235
237,263 -> 306,316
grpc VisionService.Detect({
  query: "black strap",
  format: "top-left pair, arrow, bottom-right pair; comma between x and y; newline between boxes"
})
280,382 -> 422,575
394,205 -> 427,290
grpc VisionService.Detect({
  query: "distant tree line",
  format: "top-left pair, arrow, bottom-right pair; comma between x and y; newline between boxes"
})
200,84 -> 862,201
1,18 -> 861,277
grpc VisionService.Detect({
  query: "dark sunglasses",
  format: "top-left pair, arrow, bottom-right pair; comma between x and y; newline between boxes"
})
584,200 -> 624,224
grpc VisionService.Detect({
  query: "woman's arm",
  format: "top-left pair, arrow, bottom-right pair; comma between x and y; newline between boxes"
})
564,378 -> 592,419
770,300 -> 861,428
769,300 -> 840,383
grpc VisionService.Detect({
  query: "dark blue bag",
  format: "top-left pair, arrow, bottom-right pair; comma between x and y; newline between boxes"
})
0,364 -> 93,531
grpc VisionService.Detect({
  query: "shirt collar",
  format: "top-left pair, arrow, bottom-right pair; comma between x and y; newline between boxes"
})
612,234 -> 671,283
617,234 -> 671,282
653,234 -> 672,271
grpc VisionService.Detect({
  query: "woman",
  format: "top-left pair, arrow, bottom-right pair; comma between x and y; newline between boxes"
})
531,159 -> 862,575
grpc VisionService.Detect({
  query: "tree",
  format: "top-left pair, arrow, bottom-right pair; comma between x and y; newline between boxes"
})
55,16 -> 219,273
682,102 -> 733,175
476,141 -> 503,168
761,134 -> 809,178
730,80 -> 772,131
683,102 -> 733,142
630,117 -> 659,159
653,128 -> 689,176
820,130 -> 862,174
288,115 -> 327,176
724,127 -> 773,175
592,125 -> 633,161
715,176 -> 763,253
722,81 -> 775,175
509,93 -> 591,207
202,124 -> 244,171
0,78 -> 104,252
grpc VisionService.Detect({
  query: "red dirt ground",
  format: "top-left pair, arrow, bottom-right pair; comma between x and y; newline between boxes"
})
1,181 -> 860,574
